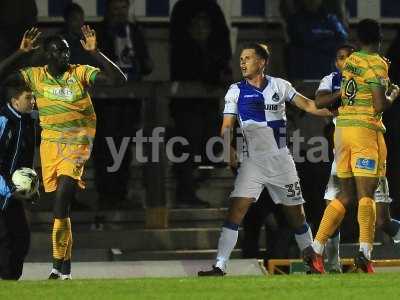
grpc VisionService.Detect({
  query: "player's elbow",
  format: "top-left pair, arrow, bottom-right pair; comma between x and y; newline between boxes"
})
372,89 -> 390,113
374,103 -> 388,113
373,98 -> 390,113
374,104 -> 385,113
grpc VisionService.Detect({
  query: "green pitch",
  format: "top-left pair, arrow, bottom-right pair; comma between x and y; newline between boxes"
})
1,273 -> 399,300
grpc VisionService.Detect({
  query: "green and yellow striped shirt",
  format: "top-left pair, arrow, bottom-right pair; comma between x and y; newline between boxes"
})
339,50 -> 389,132
20,64 -> 99,144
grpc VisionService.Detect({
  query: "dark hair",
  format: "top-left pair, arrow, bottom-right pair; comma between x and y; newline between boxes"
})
241,43 -> 270,61
63,2 -> 84,21
337,44 -> 356,53
357,19 -> 382,45
7,84 -> 32,103
43,35 -> 67,52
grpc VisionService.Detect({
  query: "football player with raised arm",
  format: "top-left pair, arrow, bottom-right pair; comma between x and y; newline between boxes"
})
0,26 -> 127,279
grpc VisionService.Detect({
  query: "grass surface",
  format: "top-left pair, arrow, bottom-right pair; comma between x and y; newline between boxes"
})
0,273 -> 398,300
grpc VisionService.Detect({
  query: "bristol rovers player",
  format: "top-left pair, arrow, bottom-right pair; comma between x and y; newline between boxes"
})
315,44 -> 400,273
198,43 -> 332,276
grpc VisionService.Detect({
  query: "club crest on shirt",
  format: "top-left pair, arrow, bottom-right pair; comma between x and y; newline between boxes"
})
67,78 -> 76,84
272,93 -> 280,102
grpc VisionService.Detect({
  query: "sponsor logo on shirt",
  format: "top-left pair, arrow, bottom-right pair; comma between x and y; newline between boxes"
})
265,104 -> 278,111
244,94 -> 259,98
52,87 -> 73,100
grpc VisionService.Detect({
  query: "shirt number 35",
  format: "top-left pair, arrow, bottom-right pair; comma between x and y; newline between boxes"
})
285,181 -> 301,198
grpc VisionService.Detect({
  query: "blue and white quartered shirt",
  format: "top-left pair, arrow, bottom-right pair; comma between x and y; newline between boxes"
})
316,71 -> 342,125
223,76 -> 297,158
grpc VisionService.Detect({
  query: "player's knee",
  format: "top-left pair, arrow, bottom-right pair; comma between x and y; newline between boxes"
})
57,175 -> 77,196
357,182 -> 378,199
227,198 -> 252,224
337,195 -> 352,208
283,206 -> 306,229
288,216 -> 305,229
357,190 -> 376,200
226,209 -> 247,224
53,207 -> 69,219
54,175 -> 77,218
53,199 -> 70,218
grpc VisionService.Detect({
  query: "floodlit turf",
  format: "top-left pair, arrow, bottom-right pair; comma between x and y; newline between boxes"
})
1,273 -> 399,300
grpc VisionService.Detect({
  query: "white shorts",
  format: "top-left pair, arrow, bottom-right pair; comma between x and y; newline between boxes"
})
324,159 -> 391,203
230,150 -> 305,206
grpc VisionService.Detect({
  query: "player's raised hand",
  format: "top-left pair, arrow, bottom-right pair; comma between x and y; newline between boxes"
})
19,27 -> 41,53
80,25 -> 97,52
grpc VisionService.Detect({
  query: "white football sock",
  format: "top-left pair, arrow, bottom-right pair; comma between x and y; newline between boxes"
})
359,242 -> 372,260
312,240 -> 325,255
294,223 -> 313,251
215,226 -> 239,272
326,232 -> 340,267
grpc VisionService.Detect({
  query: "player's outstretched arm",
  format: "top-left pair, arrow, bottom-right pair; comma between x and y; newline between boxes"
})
80,25 -> 127,86
315,90 -> 341,109
292,93 -> 333,117
0,27 -> 41,83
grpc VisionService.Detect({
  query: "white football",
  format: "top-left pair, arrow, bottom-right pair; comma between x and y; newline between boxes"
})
12,167 -> 39,199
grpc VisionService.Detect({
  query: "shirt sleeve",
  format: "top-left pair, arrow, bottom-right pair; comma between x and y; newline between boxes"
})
76,65 -> 101,87
279,79 -> 297,102
19,67 -> 36,91
223,84 -> 240,115
364,58 -> 389,89
0,117 -> 13,210
0,175 -> 13,210
316,74 -> 333,93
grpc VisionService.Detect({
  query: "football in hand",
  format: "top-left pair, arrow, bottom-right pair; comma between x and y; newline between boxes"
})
12,167 -> 39,199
